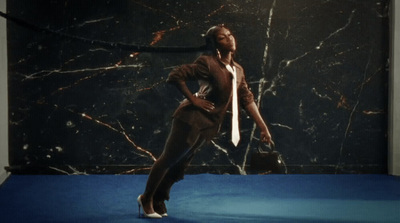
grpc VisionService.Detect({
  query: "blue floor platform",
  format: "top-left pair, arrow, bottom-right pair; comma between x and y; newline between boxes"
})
0,174 -> 399,223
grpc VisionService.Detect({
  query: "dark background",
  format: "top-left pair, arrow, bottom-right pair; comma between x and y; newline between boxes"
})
6,0 -> 389,174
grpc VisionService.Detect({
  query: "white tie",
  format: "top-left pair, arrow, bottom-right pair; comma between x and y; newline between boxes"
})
226,65 -> 240,146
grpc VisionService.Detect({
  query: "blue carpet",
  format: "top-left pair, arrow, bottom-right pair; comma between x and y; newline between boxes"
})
0,174 -> 399,223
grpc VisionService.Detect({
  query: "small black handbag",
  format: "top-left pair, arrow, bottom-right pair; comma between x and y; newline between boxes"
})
249,141 -> 286,174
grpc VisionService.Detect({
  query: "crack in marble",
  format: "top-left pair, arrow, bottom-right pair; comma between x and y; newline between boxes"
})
56,16 -> 115,32
316,9 -> 356,50
79,112 -> 157,161
362,110 -> 384,115
22,63 -> 144,81
136,79 -> 166,92
270,123 -> 293,130
207,5 -> 226,18
49,165 -> 88,175
52,72 -> 101,95
312,87 -> 333,101
261,0 -> 276,76
42,104 -> 158,163
278,9 -> 356,72
335,48 -> 372,173
210,140 -> 244,175
128,25 -> 183,58
133,0 -> 180,25
120,167 -> 152,174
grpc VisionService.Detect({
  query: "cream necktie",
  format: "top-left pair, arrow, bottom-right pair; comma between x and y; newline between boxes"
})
226,64 -> 240,146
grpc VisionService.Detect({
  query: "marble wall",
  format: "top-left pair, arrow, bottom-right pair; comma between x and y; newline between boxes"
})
6,0 -> 389,174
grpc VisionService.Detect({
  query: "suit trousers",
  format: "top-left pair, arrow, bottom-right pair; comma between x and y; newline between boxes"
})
148,118 -> 207,202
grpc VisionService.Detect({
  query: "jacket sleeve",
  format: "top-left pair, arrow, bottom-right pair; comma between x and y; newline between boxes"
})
238,72 -> 255,108
166,56 -> 210,83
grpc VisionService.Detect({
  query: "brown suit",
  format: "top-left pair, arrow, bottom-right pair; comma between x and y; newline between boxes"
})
167,54 -> 254,141
151,55 -> 255,205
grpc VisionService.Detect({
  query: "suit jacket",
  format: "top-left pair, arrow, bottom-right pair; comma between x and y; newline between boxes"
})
166,55 -> 254,140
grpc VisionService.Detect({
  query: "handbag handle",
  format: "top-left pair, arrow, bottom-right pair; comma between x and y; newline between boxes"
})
257,140 -> 275,153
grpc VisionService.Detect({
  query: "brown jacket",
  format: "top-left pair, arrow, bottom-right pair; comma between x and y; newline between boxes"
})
166,55 -> 254,139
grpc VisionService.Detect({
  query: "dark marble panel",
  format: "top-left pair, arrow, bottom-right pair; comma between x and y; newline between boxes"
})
6,0 -> 389,174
